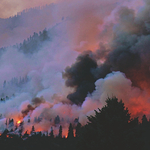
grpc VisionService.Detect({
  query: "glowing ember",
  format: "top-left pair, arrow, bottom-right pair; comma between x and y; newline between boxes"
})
17,121 -> 21,124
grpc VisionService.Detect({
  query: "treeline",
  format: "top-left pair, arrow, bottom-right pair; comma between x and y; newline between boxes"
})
3,76 -> 28,89
3,115 -> 80,135
0,4 -> 56,55
0,121 -> 81,150
16,29 -> 51,54
0,28 -> 51,54
0,76 -> 29,101
0,4 -> 54,30
1,97 -> 150,150
2,4 -> 54,19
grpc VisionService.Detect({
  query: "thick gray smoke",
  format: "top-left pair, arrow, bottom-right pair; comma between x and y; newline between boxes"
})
63,54 -> 97,104
96,3 -> 150,91
63,1 -> 150,105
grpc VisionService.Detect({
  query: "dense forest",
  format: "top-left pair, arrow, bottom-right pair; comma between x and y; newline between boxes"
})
0,97 -> 150,150
16,29 -> 50,54
0,28 -> 51,55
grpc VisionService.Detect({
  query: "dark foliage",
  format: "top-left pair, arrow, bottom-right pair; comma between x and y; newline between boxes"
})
55,115 -> 60,125
75,122 -> 81,138
67,123 -> 74,139
78,97 -> 142,150
58,125 -> 62,138
50,127 -> 54,139
18,29 -> 50,54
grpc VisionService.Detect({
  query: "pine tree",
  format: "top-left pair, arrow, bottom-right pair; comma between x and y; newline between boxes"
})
23,130 -> 29,139
50,127 -> 54,138
75,122 -> 81,137
142,114 -> 148,126
31,125 -> 35,132
3,80 -> 6,88
58,125 -> 62,138
54,115 -> 60,124
30,125 -> 35,135
67,123 -> 74,138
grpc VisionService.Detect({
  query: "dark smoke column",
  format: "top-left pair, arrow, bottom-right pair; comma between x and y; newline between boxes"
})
63,54 -> 97,104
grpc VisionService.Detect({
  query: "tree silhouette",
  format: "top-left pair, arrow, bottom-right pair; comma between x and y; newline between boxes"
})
54,115 -> 60,125
58,125 -> 62,138
67,123 -> 74,138
79,97 -> 142,150
31,126 -> 35,132
142,115 -> 148,126
30,125 -> 35,135
75,122 -> 81,137
50,127 -> 54,139
19,121 -> 24,136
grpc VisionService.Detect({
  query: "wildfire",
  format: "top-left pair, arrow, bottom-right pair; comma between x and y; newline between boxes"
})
17,120 -> 21,124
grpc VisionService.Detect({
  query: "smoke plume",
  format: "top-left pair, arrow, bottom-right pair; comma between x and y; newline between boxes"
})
63,54 -> 97,104
63,0 -> 150,117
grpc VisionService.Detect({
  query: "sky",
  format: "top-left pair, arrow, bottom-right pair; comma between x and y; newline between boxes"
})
0,0 -> 143,18
0,0 -> 60,18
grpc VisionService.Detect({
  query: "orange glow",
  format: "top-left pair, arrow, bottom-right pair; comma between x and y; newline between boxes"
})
65,135 -> 67,138
24,130 -> 28,134
6,135 -> 9,138
34,127 -> 43,133
17,120 -> 21,124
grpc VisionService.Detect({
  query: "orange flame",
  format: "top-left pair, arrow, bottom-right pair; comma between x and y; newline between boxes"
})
17,120 -> 21,124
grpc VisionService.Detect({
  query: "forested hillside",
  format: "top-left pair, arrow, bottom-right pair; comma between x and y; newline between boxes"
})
0,28 -> 51,54
0,97 -> 149,150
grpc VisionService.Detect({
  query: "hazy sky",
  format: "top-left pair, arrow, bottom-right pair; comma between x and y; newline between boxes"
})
0,0 -> 143,18
0,0 -> 59,18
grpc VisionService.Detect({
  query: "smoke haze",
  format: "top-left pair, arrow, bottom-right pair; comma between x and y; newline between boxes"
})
0,0 -> 150,136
